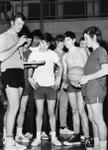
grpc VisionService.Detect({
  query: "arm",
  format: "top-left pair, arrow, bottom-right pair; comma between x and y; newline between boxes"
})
55,60 -> 63,82
27,53 -> 38,89
62,54 -> 68,83
87,64 -> 108,80
80,63 -> 108,85
0,35 -> 27,62
28,68 -> 37,89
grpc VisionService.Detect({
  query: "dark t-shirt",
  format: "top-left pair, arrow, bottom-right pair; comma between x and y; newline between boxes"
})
82,46 -> 108,99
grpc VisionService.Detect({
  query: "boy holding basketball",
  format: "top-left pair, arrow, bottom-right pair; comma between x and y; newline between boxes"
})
62,31 -> 93,148
80,26 -> 108,150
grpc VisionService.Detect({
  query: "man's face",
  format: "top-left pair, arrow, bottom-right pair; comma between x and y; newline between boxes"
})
11,17 -> 24,33
56,41 -> 64,50
64,37 -> 75,49
40,40 -> 49,51
32,36 -> 41,46
80,40 -> 87,48
84,33 -> 93,48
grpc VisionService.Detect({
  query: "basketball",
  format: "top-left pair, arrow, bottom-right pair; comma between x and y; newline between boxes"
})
68,66 -> 84,87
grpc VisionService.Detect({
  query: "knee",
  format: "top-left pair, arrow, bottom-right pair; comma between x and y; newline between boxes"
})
72,108 -> 78,115
48,110 -> 54,117
37,111 -> 43,118
94,116 -> 103,126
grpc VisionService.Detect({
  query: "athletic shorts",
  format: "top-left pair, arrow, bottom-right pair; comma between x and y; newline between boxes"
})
1,68 -> 25,88
23,82 -> 31,96
82,80 -> 106,104
34,85 -> 57,100
67,80 -> 81,93
83,96 -> 104,104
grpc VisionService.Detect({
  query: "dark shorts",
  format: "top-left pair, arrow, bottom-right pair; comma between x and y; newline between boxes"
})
1,68 -> 25,88
67,80 -> 81,93
34,85 -> 57,100
23,82 -> 31,96
83,96 -> 104,104
82,80 -> 106,104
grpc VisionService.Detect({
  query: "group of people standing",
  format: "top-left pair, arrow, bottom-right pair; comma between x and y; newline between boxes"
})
0,12 -> 108,150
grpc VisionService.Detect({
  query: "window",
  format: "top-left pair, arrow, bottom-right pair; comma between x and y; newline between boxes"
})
100,0 -> 108,16
28,1 -> 56,20
63,1 -> 87,19
28,3 -> 40,20
43,1 -> 56,19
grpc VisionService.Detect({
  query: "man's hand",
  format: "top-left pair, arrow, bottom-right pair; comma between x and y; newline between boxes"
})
70,81 -> 81,88
17,35 -> 27,47
53,78 -> 61,90
28,77 -> 38,89
79,75 -> 89,85
61,82 -> 68,90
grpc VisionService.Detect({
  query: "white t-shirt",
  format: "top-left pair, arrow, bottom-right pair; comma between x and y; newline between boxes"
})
28,49 -> 59,86
29,46 -> 40,53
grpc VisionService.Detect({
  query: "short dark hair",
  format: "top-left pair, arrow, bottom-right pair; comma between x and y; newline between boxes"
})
11,12 -> 26,22
42,33 -> 56,50
83,26 -> 102,43
31,29 -> 43,39
55,34 -> 64,42
42,32 -> 53,43
64,31 -> 76,39
79,37 -> 85,42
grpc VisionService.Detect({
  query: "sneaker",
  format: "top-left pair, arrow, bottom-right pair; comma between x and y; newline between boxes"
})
24,132 -> 33,140
5,145 -> 26,150
51,137 -> 62,146
60,127 -> 74,135
31,138 -> 41,146
5,137 -> 16,146
63,134 -> 81,146
41,131 -> 49,140
85,137 -> 94,148
15,143 -> 27,150
80,135 -> 85,143
5,145 -> 18,150
5,138 -> 26,150
15,134 -> 29,144
2,136 -> 6,145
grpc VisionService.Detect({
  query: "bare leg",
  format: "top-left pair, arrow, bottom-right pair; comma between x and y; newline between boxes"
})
6,87 -> 22,136
68,92 -> 80,134
91,103 -> 107,150
47,100 -> 62,146
17,95 -> 29,129
77,91 -> 89,138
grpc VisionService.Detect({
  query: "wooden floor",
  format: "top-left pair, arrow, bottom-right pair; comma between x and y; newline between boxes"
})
0,132 -> 91,150
0,140 -> 86,150
27,142 -> 86,150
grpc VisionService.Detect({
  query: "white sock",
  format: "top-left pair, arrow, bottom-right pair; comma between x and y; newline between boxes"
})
51,131 -> 56,140
6,135 -> 15,146
94,137 -> 99,150
99,140 -> 107,150
36,131 -> 41,140
3,127 -> 6,138
16,127 -> 23,136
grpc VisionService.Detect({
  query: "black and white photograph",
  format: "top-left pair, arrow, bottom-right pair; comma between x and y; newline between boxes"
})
0,1 -> 108,150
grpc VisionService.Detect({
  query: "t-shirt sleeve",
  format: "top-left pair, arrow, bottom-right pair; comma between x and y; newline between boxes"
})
28,52 -> 34,62
0,33 -> 8,53
52,51 -> 59,63
98,47 -> 108,65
